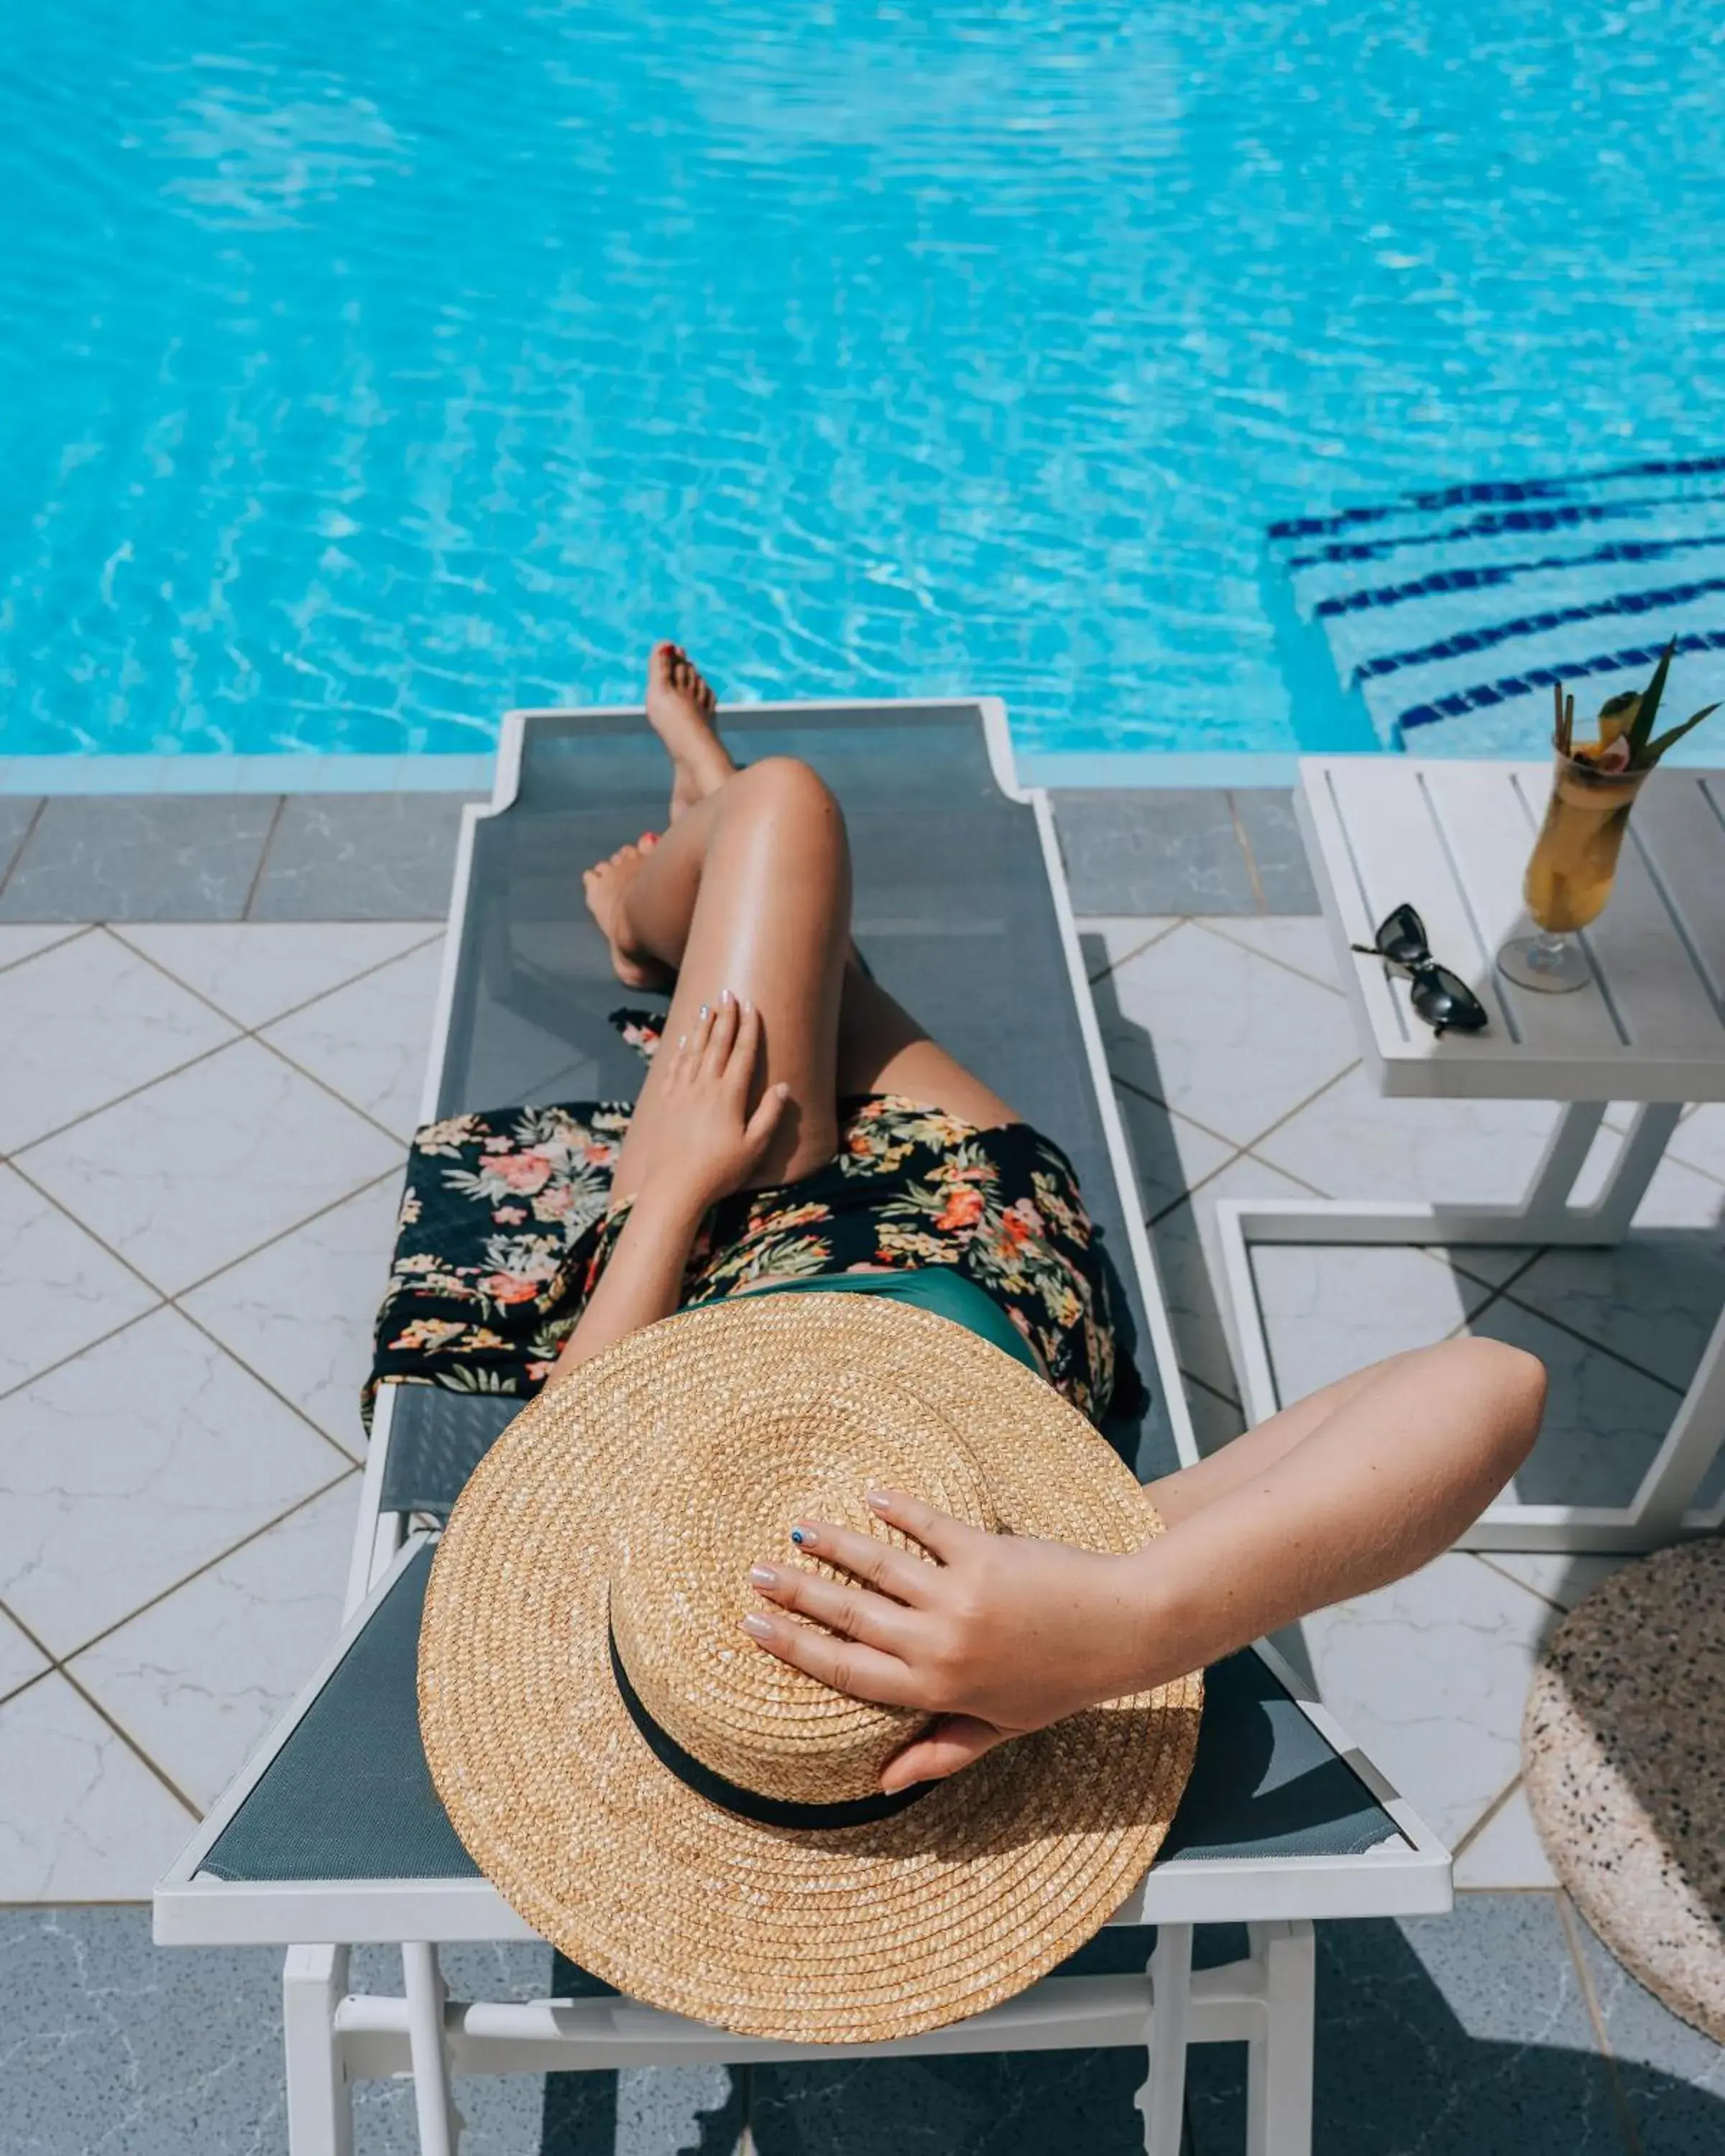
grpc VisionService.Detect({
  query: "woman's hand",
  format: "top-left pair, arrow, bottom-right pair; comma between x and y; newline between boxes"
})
643,991 -> 788,1215
740,1490 -> 1147,1791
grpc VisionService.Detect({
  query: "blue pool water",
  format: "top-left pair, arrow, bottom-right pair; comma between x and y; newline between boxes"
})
4,4 -> 1724,762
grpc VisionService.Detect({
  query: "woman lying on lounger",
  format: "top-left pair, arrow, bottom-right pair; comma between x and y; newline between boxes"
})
551,641 -> 1545,1795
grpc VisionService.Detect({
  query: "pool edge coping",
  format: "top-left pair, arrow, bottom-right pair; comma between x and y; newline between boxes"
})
0,749 -> 1304,796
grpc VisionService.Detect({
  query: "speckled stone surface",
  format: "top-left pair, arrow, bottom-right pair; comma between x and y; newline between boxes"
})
1523,1538 -> 1725,2045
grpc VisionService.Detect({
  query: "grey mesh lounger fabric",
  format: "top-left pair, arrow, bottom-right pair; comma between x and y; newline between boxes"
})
201,700 -> 1405,1894
202,1545 -> 1398,1886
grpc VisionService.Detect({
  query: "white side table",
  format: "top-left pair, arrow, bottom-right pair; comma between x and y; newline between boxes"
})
1215,756 -> 1725,1552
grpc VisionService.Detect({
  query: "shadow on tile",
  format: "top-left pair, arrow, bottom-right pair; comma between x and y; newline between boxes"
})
1085,959 -> 1197,1211
750,2045 -> 1154,2156
1189,1895 -> 1724,2156
1571,1909 -> 1725,2154
15,1904 -> 1721,2156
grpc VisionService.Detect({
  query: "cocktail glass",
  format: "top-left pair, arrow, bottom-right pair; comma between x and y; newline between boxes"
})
1497,754 -> 1650,993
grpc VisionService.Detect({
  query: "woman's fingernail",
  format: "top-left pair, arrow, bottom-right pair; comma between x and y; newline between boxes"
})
699,1003 -> 709,1020
720,986 -> 735,1005
865,1489 -> 892,1514
750,1565 -> 779,1588
677,1033 -> 688,1050
741,1613 -> 774,1639
790,1524 -> 818,1549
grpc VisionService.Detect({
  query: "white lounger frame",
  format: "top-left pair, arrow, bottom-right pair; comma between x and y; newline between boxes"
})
157,701 -> 1451,2156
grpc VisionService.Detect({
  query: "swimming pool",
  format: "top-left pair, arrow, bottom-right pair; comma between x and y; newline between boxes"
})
4,4 -> 1723,767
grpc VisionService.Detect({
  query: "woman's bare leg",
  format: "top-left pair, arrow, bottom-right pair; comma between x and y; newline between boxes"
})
586,646 -> 1018,1200
592,757 -> 852,1197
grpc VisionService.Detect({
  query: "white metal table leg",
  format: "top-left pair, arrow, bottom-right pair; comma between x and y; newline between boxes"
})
1210,1095 -> 1725,1550
1517,1100 -> 1609,1235
403,1942 -> 459,2156
1243,1922 -> 1314,2156
1632,1294 -> 1725,1539
284,1944 -> 354,2156
1136,1922 -> 1193,2156
1579,1103 -> 1683,1239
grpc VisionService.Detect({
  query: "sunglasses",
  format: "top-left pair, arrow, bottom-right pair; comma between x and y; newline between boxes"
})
1350,904 -> 1489,1038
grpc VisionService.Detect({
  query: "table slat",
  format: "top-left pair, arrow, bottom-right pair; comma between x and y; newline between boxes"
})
1420,763 -> 1626,1061
1634,777 -> 1725,1015
1580,805 -> 1725,1059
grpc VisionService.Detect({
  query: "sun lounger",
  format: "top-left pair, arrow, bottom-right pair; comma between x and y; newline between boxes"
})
155,699 -> 1450,2156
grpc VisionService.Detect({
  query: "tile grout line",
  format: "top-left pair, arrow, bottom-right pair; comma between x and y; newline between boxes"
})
110,919 -> 443,1145
0,796 -> 48,905
168,1158 -> 405,1307
0,1897 -> 152,1909
1441,1271 -> 1690,1403
1111,1069 -> 1257,1170
170,1301 -> 372,1471
0,921 -> 94,979
6,921 -> 439,1161
246,1028 -> 423,1151
0,1468 -> 363,1792
1082,915 -> 1184,985
1189,913 -> 1348,995
0,1153 -> 399,1463
1448,1769 -> 1524,1861
109,917 -> 444,1036
0,1291 -> 169,1411
52,1658 -> 206,1824
239,794 -> 289,921
0,1661 -> 55,1715
1129,1059 -> 1365,1227
1182,1366 -> 1243,1411
54,1466 -> 362,1670
1491,1279 -> 1693,1398
0,1588 -> 204,1824
1224,791 -> 1268,913
1555,1891 -> 1647,2156
1473,1550 -> 1573,1616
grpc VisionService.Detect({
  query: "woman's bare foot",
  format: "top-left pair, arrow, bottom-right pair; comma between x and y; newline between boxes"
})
646,641 -> 736,822
582,843 -> 673,990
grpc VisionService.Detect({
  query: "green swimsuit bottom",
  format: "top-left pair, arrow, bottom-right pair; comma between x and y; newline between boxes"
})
717,1266 -> 1041,1378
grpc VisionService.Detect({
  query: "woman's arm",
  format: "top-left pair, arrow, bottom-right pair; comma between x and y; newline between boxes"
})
548,993 -> 788,1378
740,1334 -> 1545,1790
548,1184 -> 707,1375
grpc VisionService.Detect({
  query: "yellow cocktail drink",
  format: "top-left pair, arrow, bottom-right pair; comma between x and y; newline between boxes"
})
1522,755 -> 1649,934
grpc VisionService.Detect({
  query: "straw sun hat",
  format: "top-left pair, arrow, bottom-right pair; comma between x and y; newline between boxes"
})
418,1292 -> 1203,2043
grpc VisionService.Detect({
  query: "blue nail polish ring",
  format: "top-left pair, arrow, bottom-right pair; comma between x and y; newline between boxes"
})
790,1528 -> 807,1545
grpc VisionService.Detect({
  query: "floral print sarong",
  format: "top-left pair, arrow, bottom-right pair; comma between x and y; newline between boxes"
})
369,1019 -> 1134,1428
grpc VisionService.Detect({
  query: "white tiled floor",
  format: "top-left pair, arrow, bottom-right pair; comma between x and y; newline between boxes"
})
1094,915 -> 1725,1891
0,930 -> 237,1151
262,936 -> 448,1137
0,920 -> 441,1897
70,1478 -> 358,1810
0,903 -> 1715,1907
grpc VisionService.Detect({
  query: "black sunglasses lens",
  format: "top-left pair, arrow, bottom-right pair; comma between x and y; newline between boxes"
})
1376,903 -> 1430,967
1410,967 -> 1488,1031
